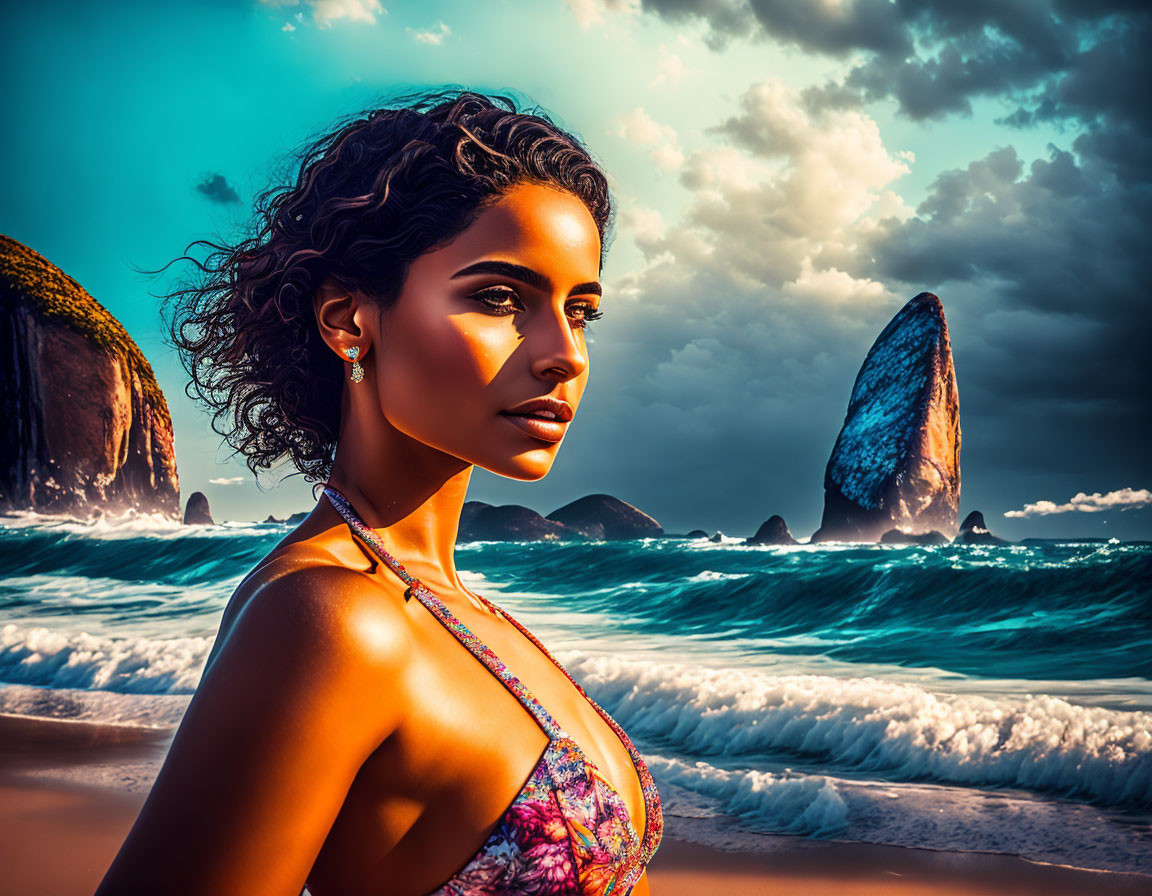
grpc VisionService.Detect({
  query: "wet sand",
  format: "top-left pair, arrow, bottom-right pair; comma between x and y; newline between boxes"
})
1,712 -> 1147,896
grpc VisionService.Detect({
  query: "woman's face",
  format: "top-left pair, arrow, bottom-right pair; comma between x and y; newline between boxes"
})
370,181 -> 602,480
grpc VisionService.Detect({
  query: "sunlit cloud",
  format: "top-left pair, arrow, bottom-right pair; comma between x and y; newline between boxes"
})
565,0 -> 640,29
408,21 -> 451,44
258,0 -> 386,29
208,477 -> 246,487
649,77 -> 913,295
614,108 -> 685,173
1004,489 -> 1152,518
617,201 -> 666,254
649,43 -> 688,87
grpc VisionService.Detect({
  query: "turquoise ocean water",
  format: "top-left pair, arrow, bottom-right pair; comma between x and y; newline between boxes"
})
1,511 -> 1149,874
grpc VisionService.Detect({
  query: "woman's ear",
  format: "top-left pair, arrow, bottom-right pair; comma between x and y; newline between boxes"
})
314,277 -> 370,359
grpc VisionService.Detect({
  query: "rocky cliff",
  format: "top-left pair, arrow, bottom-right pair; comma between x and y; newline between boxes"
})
0,234 -> 179,517
811,292 -> 961,543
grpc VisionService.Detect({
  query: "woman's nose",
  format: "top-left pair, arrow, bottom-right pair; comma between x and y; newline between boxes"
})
528,304 -> 588,382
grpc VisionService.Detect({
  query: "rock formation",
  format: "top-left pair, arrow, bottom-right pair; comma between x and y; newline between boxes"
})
685,529 -> 708,539
459,501 -> 577,541
811,292 -> 961,543
0,234 -> 179,517
746,515 -> 798,545
546,494 -> 663,540
953,510 -> 1007,545
183,492 -> 214,525
880,528 -> 949,545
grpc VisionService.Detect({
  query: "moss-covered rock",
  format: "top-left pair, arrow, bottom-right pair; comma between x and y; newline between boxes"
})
0,234 -> 179,517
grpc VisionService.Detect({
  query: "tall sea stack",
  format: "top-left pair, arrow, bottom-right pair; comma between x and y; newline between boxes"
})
0,234 -> 179,517
811,292 -> 961,543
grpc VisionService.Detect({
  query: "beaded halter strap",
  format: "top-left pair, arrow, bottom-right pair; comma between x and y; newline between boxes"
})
323,484 -> 427,602
322,483 -> 566,741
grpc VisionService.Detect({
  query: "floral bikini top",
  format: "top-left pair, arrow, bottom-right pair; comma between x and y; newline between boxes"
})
323,486 -> 663,896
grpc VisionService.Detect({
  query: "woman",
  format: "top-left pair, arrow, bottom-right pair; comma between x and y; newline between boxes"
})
96,89 -> 662,896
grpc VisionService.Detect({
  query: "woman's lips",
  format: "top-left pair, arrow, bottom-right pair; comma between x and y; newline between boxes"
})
499,411 -> 567,443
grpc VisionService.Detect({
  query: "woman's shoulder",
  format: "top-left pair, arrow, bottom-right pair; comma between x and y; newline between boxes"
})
206,537 -> 416,683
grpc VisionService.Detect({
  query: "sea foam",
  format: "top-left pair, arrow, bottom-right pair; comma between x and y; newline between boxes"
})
0,623 -> 212,694
560,652 -> 1152,811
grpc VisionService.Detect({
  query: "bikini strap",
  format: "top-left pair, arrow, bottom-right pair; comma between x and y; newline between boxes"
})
324,485 -> 423,600
322,484 -> 567,742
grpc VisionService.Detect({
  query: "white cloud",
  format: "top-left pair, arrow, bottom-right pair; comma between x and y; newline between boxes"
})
650,144 -> 686,172
209,477 -> 245,486
649,44 -> 688,87
637,78 -> 912,295
617,201 -> 666,256
566,0 -> 603,28
781,257 -> 893,305
282,21 -> 296,31
1004,488 -> 1152,518
565,0 -> 640,29
258,0 -> 385,28
408,21 -> 451,45
615,107 -> 673,145
614,108 -> 685,173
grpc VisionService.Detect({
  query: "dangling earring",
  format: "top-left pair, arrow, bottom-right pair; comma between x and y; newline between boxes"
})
344,345 -> 364,383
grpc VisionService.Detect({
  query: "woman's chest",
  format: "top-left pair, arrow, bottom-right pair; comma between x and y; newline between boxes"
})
307,604 -> 647,895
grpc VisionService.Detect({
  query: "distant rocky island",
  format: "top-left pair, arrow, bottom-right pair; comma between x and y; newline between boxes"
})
0,234 -> 179,517
0,239 -> 1091,546
459,493 -> 662,541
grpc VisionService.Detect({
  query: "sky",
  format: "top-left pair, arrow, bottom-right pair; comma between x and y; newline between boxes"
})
2,0 -> 1149,539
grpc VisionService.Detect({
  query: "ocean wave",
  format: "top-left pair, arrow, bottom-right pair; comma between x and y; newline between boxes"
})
685,570 -> 752,583
652,760 -> 1152,874
0,508 -> 279,539
4,619 -> 1149,814
561,653 -> 1152,811
0,523 -> 276,590
0,682 -> 189,727
5,520 -> 1148,671
0,623 -> 212,694
646,754 -> 847,836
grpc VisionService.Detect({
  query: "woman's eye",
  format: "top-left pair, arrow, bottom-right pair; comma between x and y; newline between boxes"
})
566,303 -> 603,329
470,288 -> 603,329
471,287 -> 522,314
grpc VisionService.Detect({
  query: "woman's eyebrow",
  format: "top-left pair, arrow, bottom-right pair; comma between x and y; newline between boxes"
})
450,260 -> 602,297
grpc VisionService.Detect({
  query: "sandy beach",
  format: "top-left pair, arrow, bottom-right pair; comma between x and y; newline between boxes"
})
1,712 -> 1148,896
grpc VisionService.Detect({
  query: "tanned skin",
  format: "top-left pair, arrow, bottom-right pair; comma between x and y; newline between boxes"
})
95,182 -> 652,896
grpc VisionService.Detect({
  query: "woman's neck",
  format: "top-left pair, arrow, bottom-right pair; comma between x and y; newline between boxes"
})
324,413 -> 475,597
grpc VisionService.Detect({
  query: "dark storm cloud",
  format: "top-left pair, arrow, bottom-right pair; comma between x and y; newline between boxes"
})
860,136 -> 1152,495
534,1 -> 1152,538
873,144 -> 1148,320
639,0 -> 908,54
195,173 -> 242,205
847,5 -> 1152,449
641,0 -> 1148,126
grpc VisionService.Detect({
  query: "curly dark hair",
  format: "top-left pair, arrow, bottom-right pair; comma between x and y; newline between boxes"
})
152,86 -> 615,487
